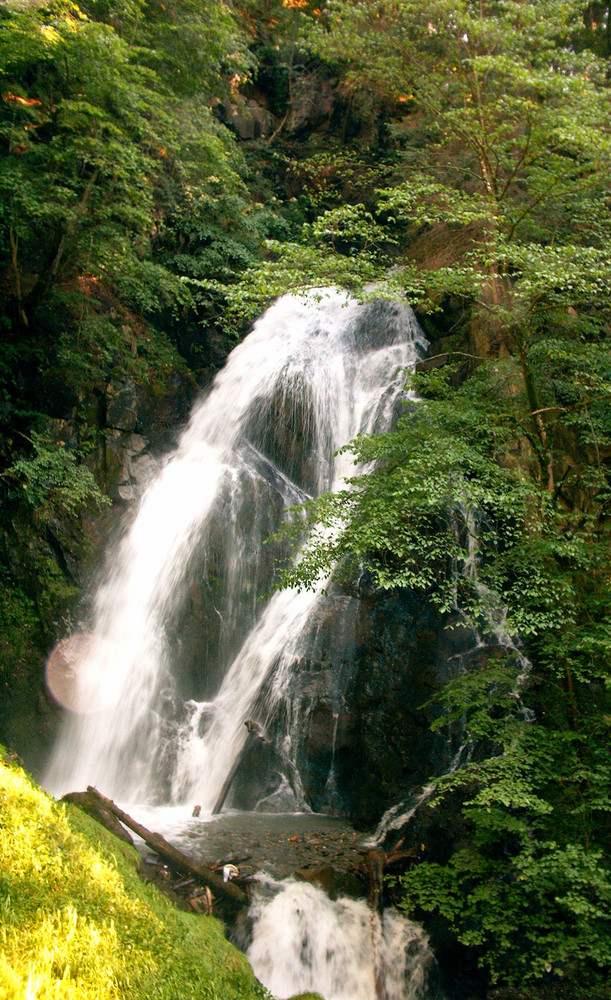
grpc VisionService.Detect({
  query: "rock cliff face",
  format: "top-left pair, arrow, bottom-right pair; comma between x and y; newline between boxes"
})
336,589 -> 472,828
100,373 -> 196,501
224,579 -> 489,830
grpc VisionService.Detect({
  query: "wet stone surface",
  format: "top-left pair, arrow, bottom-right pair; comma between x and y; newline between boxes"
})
135,810 -> 369,896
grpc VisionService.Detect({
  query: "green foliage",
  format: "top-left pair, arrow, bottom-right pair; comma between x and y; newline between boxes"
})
221,205 -> 392,328
0,751 -> 269,999
402,841 -> 611,983
222,240 -> 380,332
0,0 -> 256,392
276,353 -> 609,618
92,0 -> 254,99
7,432 -> 110,524
225,0 -> 610,340
286,150 -> 394,214
0,573 -> 41,698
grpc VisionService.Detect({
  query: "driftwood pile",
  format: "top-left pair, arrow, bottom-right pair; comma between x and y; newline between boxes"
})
63,786 -> 251,916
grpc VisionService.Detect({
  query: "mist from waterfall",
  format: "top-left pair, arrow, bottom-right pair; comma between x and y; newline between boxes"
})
45,290 -> 425,810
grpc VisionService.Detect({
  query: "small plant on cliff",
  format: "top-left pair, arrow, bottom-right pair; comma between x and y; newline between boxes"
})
7,432 -> 110,525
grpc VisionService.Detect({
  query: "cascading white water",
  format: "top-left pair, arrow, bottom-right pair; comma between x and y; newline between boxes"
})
247,877 -> 437,1000
45,289 -> 425,808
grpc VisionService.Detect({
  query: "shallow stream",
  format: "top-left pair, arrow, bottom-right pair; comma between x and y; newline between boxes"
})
131,806 -> 366,881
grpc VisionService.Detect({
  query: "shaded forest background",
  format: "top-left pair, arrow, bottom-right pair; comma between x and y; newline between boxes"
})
1,1 -> 610,995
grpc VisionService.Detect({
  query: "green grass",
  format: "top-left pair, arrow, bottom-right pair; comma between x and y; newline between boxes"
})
0,751 -> 271,1000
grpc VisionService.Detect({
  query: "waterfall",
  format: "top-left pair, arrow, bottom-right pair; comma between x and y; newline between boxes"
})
246,877 -> 439,1000
45,290 -> 425,807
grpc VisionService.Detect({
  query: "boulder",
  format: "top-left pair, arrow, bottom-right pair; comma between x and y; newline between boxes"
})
286,72 -> 336,136
103,430 -> 156,503
294,863 -> 338,898
220,96 -> 276,140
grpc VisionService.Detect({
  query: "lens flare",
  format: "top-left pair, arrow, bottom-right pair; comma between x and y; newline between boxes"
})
45,633 -> 93,713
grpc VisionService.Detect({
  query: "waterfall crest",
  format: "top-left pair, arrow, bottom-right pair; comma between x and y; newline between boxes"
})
45,290 -> 425,808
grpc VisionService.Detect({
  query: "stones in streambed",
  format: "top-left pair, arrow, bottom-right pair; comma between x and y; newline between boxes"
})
191,816 -> 367,886
131,823 -> 366,918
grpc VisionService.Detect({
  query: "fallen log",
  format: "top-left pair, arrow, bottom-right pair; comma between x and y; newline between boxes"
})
62,789 -> 135,846
85,786 -> 247,908
366,849 -> 385,913
211,750 -> 246,815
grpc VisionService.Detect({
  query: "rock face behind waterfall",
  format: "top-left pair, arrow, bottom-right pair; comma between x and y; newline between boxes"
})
339,589 -> 475,827
227,583 -> 480,827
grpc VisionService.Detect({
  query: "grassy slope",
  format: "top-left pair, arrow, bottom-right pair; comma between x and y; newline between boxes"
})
0,752 -> 271,1000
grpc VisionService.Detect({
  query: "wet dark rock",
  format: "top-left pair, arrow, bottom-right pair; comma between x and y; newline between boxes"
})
184,579 -> 480,827
307,703 -> 352,755
285,72 -> 336,137
245,376 -> 325,495
392,786 -> 474,866
227,739 -> 286,813
134,373 -> 195,444
351,299 -> 423,355
295,863 -> 338,897
219,95 -> 276,140
337,592 -> 475,828
243,586 -> 482,827
102,430 -> 156,503
106,379 -> 137,432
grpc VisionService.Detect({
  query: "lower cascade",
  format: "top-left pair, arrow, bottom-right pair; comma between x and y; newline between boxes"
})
246,878 -> 437,1000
